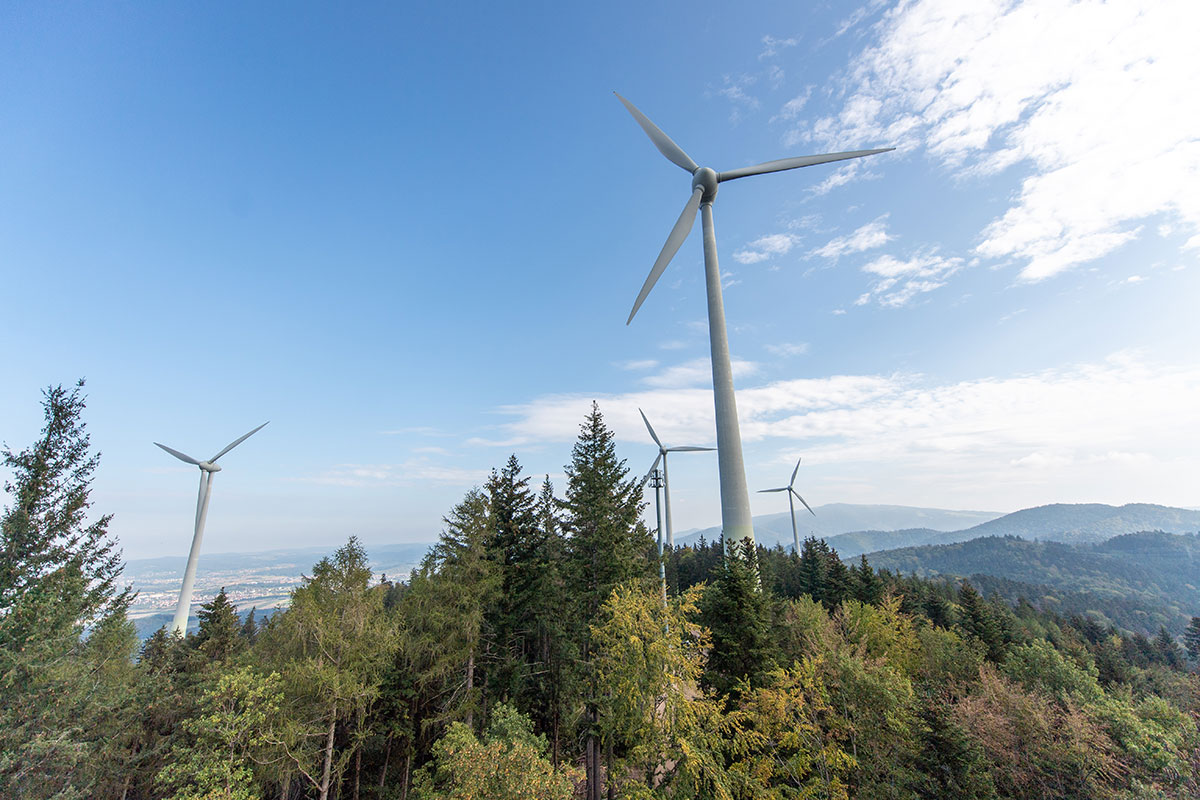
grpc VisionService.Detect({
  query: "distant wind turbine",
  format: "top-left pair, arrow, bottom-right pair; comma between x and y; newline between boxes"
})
155,422 -> 268,635
637,409 -> 714,549
758,457 -> 815,555
618,92 -> 891,546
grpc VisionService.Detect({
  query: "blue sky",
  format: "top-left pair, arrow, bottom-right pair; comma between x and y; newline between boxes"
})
3,0 -> 1198,560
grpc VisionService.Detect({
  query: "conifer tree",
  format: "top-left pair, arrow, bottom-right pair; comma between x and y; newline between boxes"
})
797,536 -> 829,605
701,537 -> 777,696
560,402 -> 649,800
855,554 -> 883,605
0,381 -> 129,649
240,607 -> 259,643
957,581 -> 1005,662
0,381 -> 134,797
195,587 -> 241,661
1185,616 -> 1200,662
562,403 -> 650,620
484,455 -> 545,709
1153,626 -> 1183,669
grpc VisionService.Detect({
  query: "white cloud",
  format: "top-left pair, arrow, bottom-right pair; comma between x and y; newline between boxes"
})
793,0 -> 1200,282
714,74 -> 760,123
759,35 -> 798,60
616,359 -> 659,370
856,250 -> 964,306
733,233 -> 802,264
811,215 -> 893,258
766,342 -> 811,357
482,353 -> 1200,508
641,358 -> 759,390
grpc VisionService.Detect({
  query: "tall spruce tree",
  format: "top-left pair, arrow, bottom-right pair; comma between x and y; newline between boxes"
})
561,402 -> 649,800
0,381 -> 135,798
483,455 -> 541,707
195,587 -> 241,662
0,381 -> 128,649
1185,616 -> 1200,662
700,537 -> 777,696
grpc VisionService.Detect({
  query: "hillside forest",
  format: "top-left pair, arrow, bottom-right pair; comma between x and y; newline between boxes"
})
3,383 -> 1199,799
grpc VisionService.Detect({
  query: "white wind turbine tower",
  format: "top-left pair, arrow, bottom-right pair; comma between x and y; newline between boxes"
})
637,408 -> 714,549
155,422 -> 268,635
618,92 -> 891,546
758,456 -> 815,555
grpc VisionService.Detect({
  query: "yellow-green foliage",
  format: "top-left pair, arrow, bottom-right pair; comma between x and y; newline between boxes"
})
723,658 -> 855,800
411,703 -> 578,800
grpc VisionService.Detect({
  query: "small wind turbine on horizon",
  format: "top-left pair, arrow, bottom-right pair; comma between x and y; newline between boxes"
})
617,92 -> 892,547
759,456 -> 816,555
638,409 -> 714,549
155,422 -> 268,635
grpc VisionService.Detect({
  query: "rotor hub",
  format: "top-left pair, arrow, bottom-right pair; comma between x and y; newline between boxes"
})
199,462 -> 222,473
692,167 -> 718,203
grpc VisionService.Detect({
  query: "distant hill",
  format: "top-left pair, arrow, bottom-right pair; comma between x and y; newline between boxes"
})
952,503 -> 1200,544
676,504 -> 1002,551
863,531 -> 1200,635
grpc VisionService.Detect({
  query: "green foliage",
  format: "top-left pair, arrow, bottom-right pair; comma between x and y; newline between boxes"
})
257,537 -> 397,799
0,381 -> 128,650
701,538 -> 777,696
589,583 -> 708,794
157,667 -> 283,800
723,658 -> 855,800
4,383 -> 1200,800
0,382 -> 135,799
1186,616 -> 1200,661
195,588 -> 241,662
410,703 -> 579,800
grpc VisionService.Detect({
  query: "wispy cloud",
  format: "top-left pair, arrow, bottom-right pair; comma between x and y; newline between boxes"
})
641,358 -> 758,390
616,359 -> 659,371
792,0 -> 1200,282
811,215 -> 893,259
733,233 -> 802,264
854,250 -> 964,307
713,74 -> 760,123
766,342 -> 810,358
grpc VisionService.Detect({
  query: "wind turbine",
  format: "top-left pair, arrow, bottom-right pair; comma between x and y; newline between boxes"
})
618,92 -> 891,546
758,456 -> 815,555
637,409 -> 714,549
155,422 -> 268,635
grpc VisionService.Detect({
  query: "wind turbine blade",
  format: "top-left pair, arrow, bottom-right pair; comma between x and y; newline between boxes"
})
718,148 -> 894,183
614,93 -> 698,174
790,457 -> 802,488
627,187 -> 702,325
640,453 -> 663,489
638,409 -> 663,450
757,487 -> 788,493
210,421 -> 269,462
666,446 -> 716,452
791,488 -> 816,516
155,442 -> 202,466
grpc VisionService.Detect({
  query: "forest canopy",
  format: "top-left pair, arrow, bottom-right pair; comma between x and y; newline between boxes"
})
1,388 -> 1197,799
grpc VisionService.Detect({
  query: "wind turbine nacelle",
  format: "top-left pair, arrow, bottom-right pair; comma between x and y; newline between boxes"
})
198,461 -> 223,473
692,167 -> 718,201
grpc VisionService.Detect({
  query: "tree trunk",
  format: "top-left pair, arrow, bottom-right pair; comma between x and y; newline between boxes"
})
378,735 -> 391,790
318,714 -> 337,800
606,740 -> 616,800
353,746 -> 361,800
466,650 -> 475,730
401,750 -> 412,800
